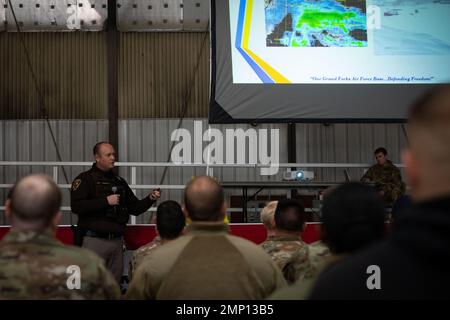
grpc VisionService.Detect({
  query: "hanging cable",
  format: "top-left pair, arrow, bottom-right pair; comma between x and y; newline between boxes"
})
7,0 -> 72,222
147,24 -> 210,223
401,124 -> 409,147
8,1 -> 209,224
158,23 -> 210,187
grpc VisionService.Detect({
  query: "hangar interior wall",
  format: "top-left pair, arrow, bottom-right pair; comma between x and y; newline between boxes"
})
0,119 -> 408,225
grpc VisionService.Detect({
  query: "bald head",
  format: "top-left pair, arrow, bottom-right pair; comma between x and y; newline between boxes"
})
405,86 -> 450,200
184,176 -> 225,221
10,174 -> 62,230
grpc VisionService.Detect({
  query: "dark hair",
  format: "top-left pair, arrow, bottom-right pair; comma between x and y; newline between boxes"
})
184,176 -> 224,221
274,199 -> 306,232
10,175 -> 62,229
93,141 -> 110,156
156,200 -> 185,240
374,147 -> 387,156
321,182 -> 385,254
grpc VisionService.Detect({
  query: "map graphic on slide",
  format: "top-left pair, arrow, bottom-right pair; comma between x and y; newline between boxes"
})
266,0 -> 368,47
371,0 -> 450,55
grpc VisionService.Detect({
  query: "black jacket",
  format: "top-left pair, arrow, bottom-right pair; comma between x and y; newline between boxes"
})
309,196 -> 450,299
70,164 -> 155,235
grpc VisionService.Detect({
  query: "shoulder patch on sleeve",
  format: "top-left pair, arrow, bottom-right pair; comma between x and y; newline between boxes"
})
72,179 -> 82,191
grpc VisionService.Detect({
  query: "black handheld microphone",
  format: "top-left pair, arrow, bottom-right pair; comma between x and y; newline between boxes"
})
111,186 -> 119,214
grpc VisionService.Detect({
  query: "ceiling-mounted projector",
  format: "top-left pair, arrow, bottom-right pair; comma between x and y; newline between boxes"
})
283,170 -> 315,181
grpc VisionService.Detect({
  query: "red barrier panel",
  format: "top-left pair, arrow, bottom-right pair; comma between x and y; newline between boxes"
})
0,223 -> 322,250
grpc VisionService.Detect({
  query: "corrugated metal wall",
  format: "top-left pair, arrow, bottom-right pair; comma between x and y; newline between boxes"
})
118,119 -> 289,224
0,119 -> 407,225
0,119 -> 108,224
296,123 -> 407,183
0,32 -> 108,119
0,31 -> 209,119
119,32 -> 209,118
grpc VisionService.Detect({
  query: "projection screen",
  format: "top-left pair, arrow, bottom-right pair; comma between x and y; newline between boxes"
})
209,0 -> 450,123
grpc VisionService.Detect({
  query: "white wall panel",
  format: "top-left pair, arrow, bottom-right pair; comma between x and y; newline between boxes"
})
4,0 -> 107,32
117,0 -> 209,31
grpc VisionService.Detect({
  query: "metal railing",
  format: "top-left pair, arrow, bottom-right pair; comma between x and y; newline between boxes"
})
0,161 -> 404,223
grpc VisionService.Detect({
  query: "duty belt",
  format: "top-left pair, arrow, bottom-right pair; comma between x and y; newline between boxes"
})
84,230 -> 123,240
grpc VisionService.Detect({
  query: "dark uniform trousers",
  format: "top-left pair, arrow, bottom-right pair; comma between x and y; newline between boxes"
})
83,236 -> 124,284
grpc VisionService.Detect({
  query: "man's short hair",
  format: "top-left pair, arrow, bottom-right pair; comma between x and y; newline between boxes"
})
274,200 -> 306,232
93,142 -> 110,156
184,176 -> 224,221
321,182 -> 385,254
10,174 -> 62,230
260,201 -> 278,230
374,147 -> 387,155
156,200 -> 185,240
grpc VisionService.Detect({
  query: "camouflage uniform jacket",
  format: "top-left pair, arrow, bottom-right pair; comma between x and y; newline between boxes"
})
128,236 -> 163,281
308,241 -> 331,269
261,235 -> 315,284
0,230 -> 120,299
361,160 -> 405,205
268,254 -> 346,300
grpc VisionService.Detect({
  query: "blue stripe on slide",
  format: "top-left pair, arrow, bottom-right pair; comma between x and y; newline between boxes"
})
237,47 -> 274,83
235,0 -> 274,83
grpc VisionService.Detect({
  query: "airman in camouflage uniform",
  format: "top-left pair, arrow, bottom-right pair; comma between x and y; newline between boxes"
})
128,200 -> 185,281
361,148 -> 405,206
260,199 -> 317,284
0,230 -> 120,299
269,183 -> 386,300
128,236 -> 162,281
1,174 -> 120,300
261,236 -> 315,284
267,242 -> 331,299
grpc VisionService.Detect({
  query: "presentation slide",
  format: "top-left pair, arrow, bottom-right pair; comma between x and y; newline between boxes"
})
210,0 -> 450,123
231,0 -> 450,84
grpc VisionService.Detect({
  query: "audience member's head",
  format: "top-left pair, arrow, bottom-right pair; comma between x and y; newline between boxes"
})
260,201 -> 278,236
184,176 -> 225,222
403,86 -> 450,202
321,182 -> 385,255
156,200 -> 185,240
274,199 -> 306,233
374,147 -> 388,166
6,174 -> 62,233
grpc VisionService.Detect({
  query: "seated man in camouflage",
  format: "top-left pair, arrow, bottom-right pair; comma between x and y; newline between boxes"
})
0,174 -> 120,299
260,199 -> 315,284
128,200 -> 185,281
361,147 -> 405,206
269,182 -> 386,299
